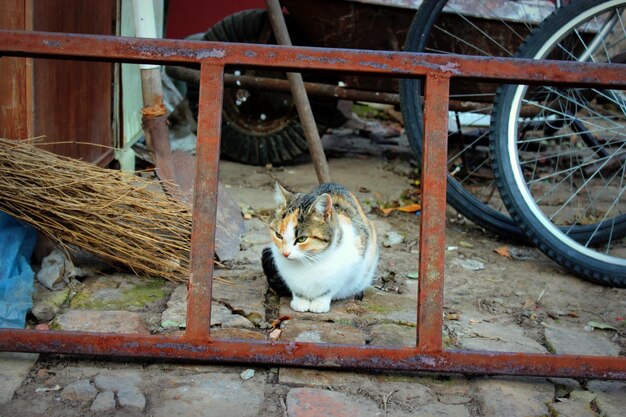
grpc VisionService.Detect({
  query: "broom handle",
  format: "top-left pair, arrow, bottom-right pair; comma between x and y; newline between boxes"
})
265,0 -> 331,184
132,0 -> 162,109
131,0 -> 178,189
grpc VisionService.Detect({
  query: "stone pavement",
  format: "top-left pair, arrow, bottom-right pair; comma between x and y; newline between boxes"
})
1,157 -> 624,416
2,352 -> 625,417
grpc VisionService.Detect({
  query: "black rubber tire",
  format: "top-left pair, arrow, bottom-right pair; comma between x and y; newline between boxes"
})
490,0 -> 626,286
187,9 -> 318,166
399,0 -> 528,241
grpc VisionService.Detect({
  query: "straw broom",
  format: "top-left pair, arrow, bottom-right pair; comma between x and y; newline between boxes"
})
0,138 -> 194,283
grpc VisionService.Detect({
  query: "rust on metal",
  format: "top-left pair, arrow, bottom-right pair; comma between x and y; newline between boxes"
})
0,330 -> 625,380
1,31 -> 625,89
141,113 -> 178,196
140,103 -> 166,117
0,28 -> 625,380
166,66 -> 401,105
185,63 -> 224,341
417,74 -> 450,353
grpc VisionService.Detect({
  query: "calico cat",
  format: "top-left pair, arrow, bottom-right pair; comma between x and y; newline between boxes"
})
264,182 -> 378,313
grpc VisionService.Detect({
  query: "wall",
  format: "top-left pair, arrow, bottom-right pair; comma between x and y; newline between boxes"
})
166,0 -> 264,39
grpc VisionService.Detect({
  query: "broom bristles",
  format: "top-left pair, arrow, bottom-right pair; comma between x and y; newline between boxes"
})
0,138 -> 192,283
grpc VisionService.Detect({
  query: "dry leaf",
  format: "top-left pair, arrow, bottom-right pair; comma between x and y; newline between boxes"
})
446,313 -> 462,321
380,203 -> 421,216
397,203 -> 421,213
495,246 -> 512,258
269,315 -> 291,331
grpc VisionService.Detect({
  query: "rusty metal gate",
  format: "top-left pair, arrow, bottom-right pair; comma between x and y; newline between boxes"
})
0,29 -> 625,380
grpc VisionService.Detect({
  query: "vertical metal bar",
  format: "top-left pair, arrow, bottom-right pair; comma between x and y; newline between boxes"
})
417,74 -> 450,352
185,63 -> 224,341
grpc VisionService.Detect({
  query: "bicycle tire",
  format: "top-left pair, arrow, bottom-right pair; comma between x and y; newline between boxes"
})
400,0 -> 559,240
491,0 -> 626,286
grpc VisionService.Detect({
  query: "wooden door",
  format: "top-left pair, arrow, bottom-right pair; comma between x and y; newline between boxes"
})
0,0 -> 116,166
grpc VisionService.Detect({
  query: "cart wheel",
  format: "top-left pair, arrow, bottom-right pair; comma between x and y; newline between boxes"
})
187,9 -> 335,166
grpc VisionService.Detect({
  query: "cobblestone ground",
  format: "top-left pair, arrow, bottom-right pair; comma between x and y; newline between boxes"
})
1,153 -> 625,417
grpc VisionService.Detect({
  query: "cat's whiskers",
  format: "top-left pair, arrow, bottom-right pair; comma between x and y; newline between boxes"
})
299,256 -> 311,269
292,252 -> 312,268
297,254 -> 313,268
268,182 -> 379,313
302,253 -> 321,268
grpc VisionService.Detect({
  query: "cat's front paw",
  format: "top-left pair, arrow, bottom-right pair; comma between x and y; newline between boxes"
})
308,298 -> 331,313
290,297 -> 311,312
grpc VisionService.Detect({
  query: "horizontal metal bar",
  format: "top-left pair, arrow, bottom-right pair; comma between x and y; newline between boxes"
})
166,66 -> 401,104
1,30 -> 625,88
0,329 -> 624,380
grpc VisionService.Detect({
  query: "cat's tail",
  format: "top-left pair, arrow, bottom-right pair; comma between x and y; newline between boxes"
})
261,247 -> 291,296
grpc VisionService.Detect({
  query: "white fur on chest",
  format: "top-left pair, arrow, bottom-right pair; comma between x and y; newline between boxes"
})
272,220 -> 373,301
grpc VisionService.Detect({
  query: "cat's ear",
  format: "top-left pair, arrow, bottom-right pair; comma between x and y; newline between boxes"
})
310,193 -> 333,221
274,182 -> 293,209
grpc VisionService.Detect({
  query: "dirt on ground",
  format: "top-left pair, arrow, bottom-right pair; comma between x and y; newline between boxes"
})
1,125 -> 625,417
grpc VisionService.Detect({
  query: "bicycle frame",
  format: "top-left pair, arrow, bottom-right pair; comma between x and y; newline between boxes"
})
0,30 -> 625,379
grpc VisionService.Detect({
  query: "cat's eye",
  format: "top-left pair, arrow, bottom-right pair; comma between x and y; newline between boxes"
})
274,231 -> 283,240
295,236 -> 308,243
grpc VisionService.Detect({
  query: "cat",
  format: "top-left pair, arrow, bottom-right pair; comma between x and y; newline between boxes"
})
264,182 -> 378,313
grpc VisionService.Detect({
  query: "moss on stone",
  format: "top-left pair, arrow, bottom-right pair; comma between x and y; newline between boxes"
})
365,303 -> 390,314
48,321 -> 62,331
70,276 -> 170,311
544,338 -> 557,354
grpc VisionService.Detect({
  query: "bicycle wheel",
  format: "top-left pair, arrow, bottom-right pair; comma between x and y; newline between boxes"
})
491,0 -> 626,286
400,0 -> 559,239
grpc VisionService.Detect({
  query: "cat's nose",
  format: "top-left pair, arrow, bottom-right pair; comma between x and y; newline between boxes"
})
281,249 -> 290,258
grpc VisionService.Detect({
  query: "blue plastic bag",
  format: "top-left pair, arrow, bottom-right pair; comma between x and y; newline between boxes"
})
0,211 -> 37,328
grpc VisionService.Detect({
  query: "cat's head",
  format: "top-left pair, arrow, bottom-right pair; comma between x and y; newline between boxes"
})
269,182 -> 336,261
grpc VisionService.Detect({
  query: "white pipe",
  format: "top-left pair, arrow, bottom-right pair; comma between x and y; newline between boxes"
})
131,0 -> 160,70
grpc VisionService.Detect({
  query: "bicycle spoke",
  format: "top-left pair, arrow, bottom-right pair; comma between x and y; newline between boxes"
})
583,164 -> 626,248
491,0 -> 626,285
401,0 -> 558,239
530,127 -> 626,221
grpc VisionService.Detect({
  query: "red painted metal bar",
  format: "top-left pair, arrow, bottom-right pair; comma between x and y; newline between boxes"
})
185,63 -> 224,341
417,75 -> 450,352
1,30 -> 625,88
0,29 -> 625,380
0,330 -> 624,380
164,66 -> 402,105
